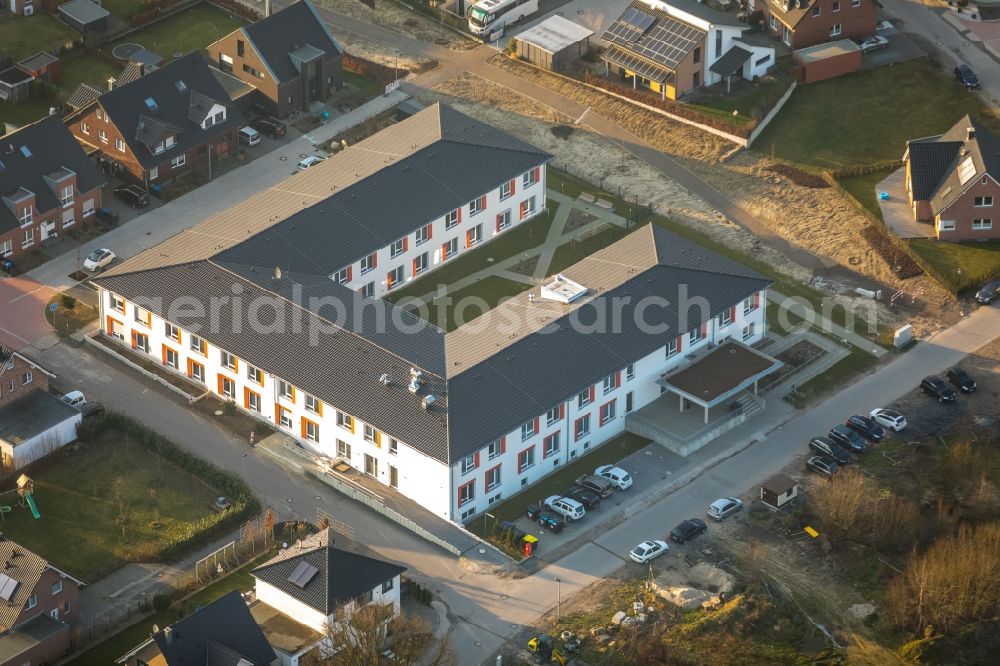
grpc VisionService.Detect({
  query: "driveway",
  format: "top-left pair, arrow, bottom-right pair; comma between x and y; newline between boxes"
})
862,24 -> 926,69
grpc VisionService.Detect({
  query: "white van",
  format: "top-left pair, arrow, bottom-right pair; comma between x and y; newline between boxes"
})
238,126 -> 261,146
61,391 -> 86,409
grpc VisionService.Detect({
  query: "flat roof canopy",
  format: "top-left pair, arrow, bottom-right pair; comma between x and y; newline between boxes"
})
658,341 -> 782,408
517,15 -> 593,53
0,390 -> 79,446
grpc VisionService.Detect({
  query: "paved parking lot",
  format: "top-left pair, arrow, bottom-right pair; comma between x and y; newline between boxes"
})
863,23 -> 926,70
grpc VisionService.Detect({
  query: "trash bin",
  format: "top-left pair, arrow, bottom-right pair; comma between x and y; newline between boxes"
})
522,534 -> 538,557
525,503 -> 541,521
0,259 -> 14,275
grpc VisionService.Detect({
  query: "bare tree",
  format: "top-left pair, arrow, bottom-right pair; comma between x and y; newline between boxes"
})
113,477 -> 131,544
303,602 -> 451,666
263,509 -> 275,546
808,467 -> 870,536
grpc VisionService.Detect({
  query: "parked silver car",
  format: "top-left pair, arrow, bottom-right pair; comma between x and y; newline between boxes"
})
706,497 -> 743,521
544,495 -> 585,521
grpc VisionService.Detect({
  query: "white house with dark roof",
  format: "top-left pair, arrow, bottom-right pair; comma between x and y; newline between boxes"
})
91,103 -> 774,524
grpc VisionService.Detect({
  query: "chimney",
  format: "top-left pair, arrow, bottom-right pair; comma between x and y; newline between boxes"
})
265,0 -> 270,17
107,76 -> 116,91
967,127 -> 976,142
163,626 -> 173,644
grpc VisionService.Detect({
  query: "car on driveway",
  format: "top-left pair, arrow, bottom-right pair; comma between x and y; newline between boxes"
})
114,184 -> 149,208
806,455 -> 839,477
83,248 -> 115,272
61,391 -> 86,408
947,367 -> 976,393
537,510 -> 565,533
565,485 -> 601,510
629,540 -> 669,563
828,424 -> 869,453
544,495 -> 585,521
870,408 -> 907,432
846,414 -> 885,442
955,64 -> 981,90
251,116 -> 287,138
976,279 -> 1000,304
574,474 -> 614,498
594,464 -> 633,490
669,518 -> 707,544
238,126 -> 261,146
706,497 -> 743,522
856,36 -> 889,53
921,376 -> 956,403
296,155 -> 325,170
809,436 -> 854,465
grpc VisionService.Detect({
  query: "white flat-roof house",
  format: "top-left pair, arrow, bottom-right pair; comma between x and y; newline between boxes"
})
93,103 -> 774,524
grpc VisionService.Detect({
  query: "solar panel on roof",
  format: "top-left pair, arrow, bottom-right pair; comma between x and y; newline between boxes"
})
0,573 -> 19,601
621,7 -> 655,33
287,560 -> 319,588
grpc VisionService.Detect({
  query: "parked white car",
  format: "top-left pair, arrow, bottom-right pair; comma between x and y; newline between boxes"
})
629,540 -> 668,564
61,391 -> 86,408
296,155 -> 325,171
856,36 -> 889,53
83,248 -> 115,272
544,495 -> 585,521
595,464 -> 633,490
238,126 -> 261,146
869,408 -> 907,432
707,497 -> 743,522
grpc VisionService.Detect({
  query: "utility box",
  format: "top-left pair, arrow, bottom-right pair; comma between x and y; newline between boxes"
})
760,474 -> 798,509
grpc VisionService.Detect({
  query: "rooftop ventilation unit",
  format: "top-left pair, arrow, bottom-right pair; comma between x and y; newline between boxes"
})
408,367 -> 423,393
379,373 -> 391,386
422,395 -> 435,410
540,274 -> 589,304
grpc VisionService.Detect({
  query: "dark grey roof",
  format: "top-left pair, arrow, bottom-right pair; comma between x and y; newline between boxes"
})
150,591 -> 275,666
187,90 -> 219,125
0,390 -> 80,446
603,0 -> 705,71
58,0 -> 109,24
0,115 -> 106,234
215,104 -> 551,276
66,82 -> 103,110
0,67 -> 32,86
240,0 -> 343,84
251,529 -> 405,614
134,114 -> 181,148
709,45 -> 752,76
116,62 -> 149,87
906,139 -> 961,201
91,52 -> 242,169
17,52 -> 58,72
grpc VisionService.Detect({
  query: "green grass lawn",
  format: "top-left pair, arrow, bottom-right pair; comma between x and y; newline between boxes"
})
0,433 -> 220,581
791,346 -> 877,406
397,276 -> 529,331
838,170 -> 892,219
109,4 -> 244,59
0,98 -> 53,128
752,59 -> 1000,170
687,61 -> 794,126
467,432 -> 650,539
0,13 -> 77,62
57,53 -> 119,97
101,0 -> 148,20
907,238 -> 1000,291
343,70 -> 384,99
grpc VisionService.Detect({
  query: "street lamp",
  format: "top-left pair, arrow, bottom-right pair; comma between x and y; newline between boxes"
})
555,577 -> 562,622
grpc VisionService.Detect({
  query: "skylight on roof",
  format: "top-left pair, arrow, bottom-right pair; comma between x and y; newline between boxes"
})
144,97 -> 158,110
958,155 -> 977,186
19,146 -> 31,158
0,572 -> 19,601
175,80 -> 187,92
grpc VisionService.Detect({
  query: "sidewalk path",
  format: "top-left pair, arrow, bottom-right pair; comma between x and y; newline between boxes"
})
768,290 -> 889,357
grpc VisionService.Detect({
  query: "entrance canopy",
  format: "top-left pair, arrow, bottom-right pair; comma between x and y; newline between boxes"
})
657,341 -> 782,409
709,45 -> 752,77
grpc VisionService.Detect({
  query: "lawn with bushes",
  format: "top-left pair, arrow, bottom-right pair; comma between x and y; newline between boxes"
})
109,4 -> 245,60
0,413 -> 257,581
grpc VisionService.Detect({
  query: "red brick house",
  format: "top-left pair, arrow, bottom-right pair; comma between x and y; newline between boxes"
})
0,538 -> 84,666
0,351 -> 53,409
904,115 -> 1000,241
65,52 -> 242,189
754,0 -> 877,49
0,115 -> 106,260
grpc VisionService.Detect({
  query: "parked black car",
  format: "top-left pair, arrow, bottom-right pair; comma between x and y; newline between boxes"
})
808,436 -> 854,465
669,518 -> 707,544
828,424 -> 869,453
526,503 -> 541,521
954,64 -> 981,90
947,367 -> 977,393
845,414 -> 886,442
976,279 -> 1000,304
114,184 -> 150,208
806,455 -> 839,477
250,116 -> 287,138
921,376 -> 956,403
574,474 -> 614,498
565,485 -> 601,510
95,207 -> 119,225
537,510 -> 565,533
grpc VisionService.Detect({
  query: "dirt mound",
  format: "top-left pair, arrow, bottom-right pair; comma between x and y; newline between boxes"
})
686,562 -> 736,594
656,585 -> 714,610
764,164 -> 829,188
859,225 -> 924,279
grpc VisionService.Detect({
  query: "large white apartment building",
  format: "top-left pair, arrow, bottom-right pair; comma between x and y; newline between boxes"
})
94,103 -> 773,524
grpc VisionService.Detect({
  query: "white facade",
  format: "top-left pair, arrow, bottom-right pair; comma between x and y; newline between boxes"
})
255,574 -> 401,635
334,165 -> 547,299
0,411 -> 81,471
449,290 -> 768,521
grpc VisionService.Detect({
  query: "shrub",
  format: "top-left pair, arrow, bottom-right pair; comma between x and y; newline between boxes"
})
342,53 -> 408,85
59,294 -> 77,310
153,592 -> 171,612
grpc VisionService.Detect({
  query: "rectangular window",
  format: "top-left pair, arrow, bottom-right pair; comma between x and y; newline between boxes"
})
361,282 -> 374,298
304,419 -> 320,442
237,39 -> 245,57
461,454 -> 476,474
485,465 -> 501,492
413,252 -> 429,275
390,238 -> 405,258
470,196 -> 486,216
600,400 -> 617,426
833,0 -> 840,10
626,364 -> 635,381
519,196 -> 536,220
389,438 -> 398,455
500,180 -> 514,200
974,196 -> 994,207
546,405 -> 561,426
134,306 -> 150,326
18,205 -> 32,227
602,372 -> 619,395
973,218 -> 993,230
26,595 -> 36,609
332,267 -> 349,284
577,388 -> 592,408
110,293 -> 125,313
488,439 -> 503,460
689,325 -> 704,344
496,209 -> 512,232
938,219 -> 956,231
416,224 -> 432,245
98,129 -> 108,144
80,121 -> 89,135
575,414 -> 591,441
743,295 -> 757,315
523,167 -> 539,188
830,23 -> 842,36
364,424 -> 378,443
742,323 -> 756,341
458,481 -> 475,507
277,406 -> 292,429
22,227 -> 34,249
337,411 -> 354,431
812,4 -> 820,15
115,137 -> 126,153
852,0 -> 860,5
220,350 -> 237,371
246,364 -> 262,384
382,578 -> 394,593
517,447 -> 535,473
164,322 -> 180,343
520,418 -> 537,441
189,360 -> 205,382
163,347 -> 179,370
165,136 -> 176,149
246,389 -> 261,413
360,253 -> 377,275
278,380 -> 294,400
134,332 -> 149,353
719,308 -> 733,326
467,224 -> 483,247
387,265 -> 404,289
21,371 -> 31,385
337,439 -> 351,458
442,237 -> 458,261
59,185 -> 74,206
171,154 -> 186,169
543,432 -> 560,458
445,208 -> 460,229
305,394 -> 321,414
693,47 -> 701,64
0,239 -> 11,257
220,376 -> 236,399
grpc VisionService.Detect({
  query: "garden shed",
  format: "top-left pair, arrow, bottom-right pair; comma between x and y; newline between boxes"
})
760,474 -> 798,509
513,15 -> 593,72
794,39 -> 862,84
58,0 -> 110,34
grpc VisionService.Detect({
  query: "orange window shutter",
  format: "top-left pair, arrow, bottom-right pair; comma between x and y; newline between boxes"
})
372,252 -> 378,268
233,357 -> 239,373
500,435 -> 506,454
474,451 -> 480,468
589,385 -> 596,403
403,237 -> 408,251
496,214 -> 502,233
441,242 -> 448,260
533,416 -> 540,434
346,265 -> 352,282
317,400 -> 323,417
177,330 -> 182,345
701,322 -> 708,337
510,179 -> 516,195
730,305 -> 736,321
676,334 -> 683,352
244,387 -> 250,408
217,375 -> 224,395
754,292 -> 760,308
106,316 -> 113,335
426,224 -> 432,239
559,403 -> 565,419
161,346 -> 168,365
480,195 -> 486,209
146,311 -> 151,326
375,430 -> 382,447
615,371 -> 621,388
534,166 -> 541,182
412,257 -> 418,274
301,418 -> 308,438
350,417 -> 355,433
130,331 -> 137,349
458,207 -> 462,222
290,386 -> 296,402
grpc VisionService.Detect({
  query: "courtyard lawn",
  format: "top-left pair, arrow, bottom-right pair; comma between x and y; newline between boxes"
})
108,4 -> 245,60
907,238 -> 1000,292
0,13 -> 77,62
752,59 -> 1000,170
687,57 -> 795,126
0,432 -> 220,581
398,276 -> 529,332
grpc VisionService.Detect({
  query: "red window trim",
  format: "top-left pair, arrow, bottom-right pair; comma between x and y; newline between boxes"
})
484,464 -> 501,491
543,431 -> 560,458
458,480 -> 475,507
517,446 -> 534,473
